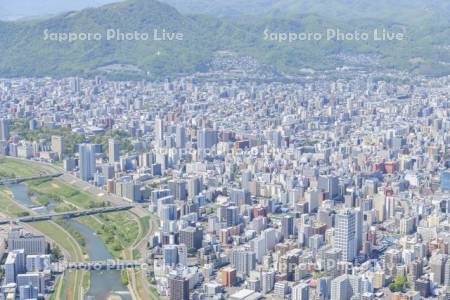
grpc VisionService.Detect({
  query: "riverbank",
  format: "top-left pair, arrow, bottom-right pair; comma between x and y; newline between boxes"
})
0,157 -> 157,299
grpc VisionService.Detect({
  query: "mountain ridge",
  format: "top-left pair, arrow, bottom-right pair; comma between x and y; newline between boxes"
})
0,0 -> 449,79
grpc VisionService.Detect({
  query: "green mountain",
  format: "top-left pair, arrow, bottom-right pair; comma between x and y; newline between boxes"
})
161,0 -> 450,22
0,0 -> 449,79
0,0 -> 122,21
0,0 -> 229,78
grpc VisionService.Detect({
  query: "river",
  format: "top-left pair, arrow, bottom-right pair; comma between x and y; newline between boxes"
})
7,182 -> 132,300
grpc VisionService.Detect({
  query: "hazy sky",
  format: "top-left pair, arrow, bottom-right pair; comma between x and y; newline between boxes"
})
0,0 -> 120,20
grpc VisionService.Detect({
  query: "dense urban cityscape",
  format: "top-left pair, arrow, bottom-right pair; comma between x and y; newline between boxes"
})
0,65 -> 449,300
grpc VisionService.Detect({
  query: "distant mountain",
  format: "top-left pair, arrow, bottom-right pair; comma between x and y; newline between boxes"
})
0,0 -> 228,78
161,0 -> 450,23
0,0 -> 121,20
0,0 -> 449,79
157,0 -> 281,17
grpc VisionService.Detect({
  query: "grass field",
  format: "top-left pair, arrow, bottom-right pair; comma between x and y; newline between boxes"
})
78,212 -> 140,259
0,157 -> 56,177
30,221 -> 87,300
30,221 -> 84,261
27,178 -> 108,209
0,187 -> 29,216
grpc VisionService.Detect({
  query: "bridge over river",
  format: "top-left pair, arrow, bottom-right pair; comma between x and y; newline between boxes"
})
0,173 -> 63,185
0,204 -> 134,225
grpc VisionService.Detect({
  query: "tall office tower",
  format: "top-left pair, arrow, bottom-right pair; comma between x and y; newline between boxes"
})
187,177 -> 202,199
79,143 -> 96,182
231,249 -> 256,276
168,275 -> 189,300
160,204 -> 178,222
272,130 -> 282,148
318,175 -> 339,200
155,117 -> 164,144
179,226 -> 203,250
316,277 -> 331,299
4,249 -> 25,284
220,267 -> 237,287
444,259 -> 450,287
292,282 -> 309,300
335,209 -> 357,262
108,139 -> 120,163
430,254 -> 447,285
261,270 -> 275,294
163,245 -> 180,267
151,188 -> 172,209
71,76 -> 81,93
441,171 -> 450,192
168,180 -> 188,201
331,274 -> 361,300
176,125 -> 187,148
262,228 -> 278,251
251,236 -> 267,263
197,128 -> 218,149
230,188 -> 251,206
281,215 -> 294,238
354,208 -> 363,254
0,118 -> 10,141
226,206 -> 239,227
51,135 -> 64,159
331,275 -> 353,300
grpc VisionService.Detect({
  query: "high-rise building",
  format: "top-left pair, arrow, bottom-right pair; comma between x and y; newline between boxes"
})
187,177 -> 202,199
281,215 -> 294,238
176,125 -> 187,148
168,275 -> 189,300
155,117 -> 164,144
71,76 -> 81,93
163,246 -> 178,267
168,180 -> 188,201
226,206 -> 239,227
292,282 -> 309,300
4,249 -> 25,284
220,267 -> 237,287
355,208 -> 363,254
415,277 -> 431,298
444,258 -> 450,286
330,274 -> 361,300
230,189 -> 251,206
179,226 -> 203,250
79,143 -> 96,181
120,179 -> 143,202
17,272 -> 46,293
316,277 -> 331,299
335,209 -> 357,262
261,270 -> 275,294
197,128 -> 218,149
231,249 -> 256,276
0,118 -> 10,141
441,171 -> 450,192
7,229 -> 46,255
19,285 -> 39,300
430,254 -> 447,285
26,254 -> 51,272
108,139 -> 120,163
51,135 -> 64,159
318,175 -> 339,200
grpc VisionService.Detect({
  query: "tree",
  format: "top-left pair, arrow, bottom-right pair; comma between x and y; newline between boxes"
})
50,245 -> 63,262
389,275 -> 408,292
